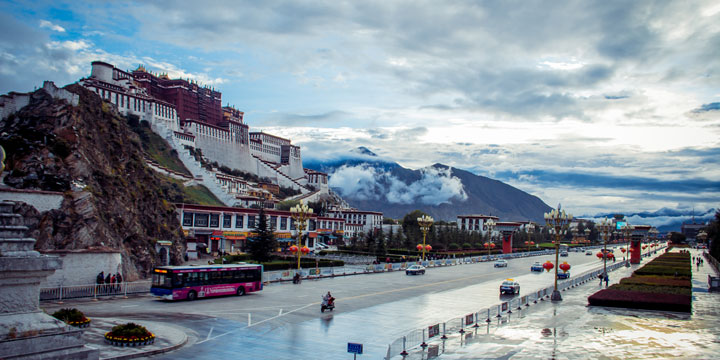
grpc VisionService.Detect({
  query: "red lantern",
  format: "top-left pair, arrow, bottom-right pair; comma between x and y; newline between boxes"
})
530,241 -> 535,245
483,242 -> 490,248
607,252 -> 614,259
542,261 -> 554,272
620,248 -> 626,253
425,245 -> 432,251
524,241 -> 529,245
289,245 -> 298,253
596,252 -> 604,259
417,244 -> 423,251
559,262 -> 571,272
642,245 -> 647,250
301,246 -> 310,254
490,243 -> 496,249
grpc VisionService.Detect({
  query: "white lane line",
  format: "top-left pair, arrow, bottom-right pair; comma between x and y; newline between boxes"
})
206,326 -> 214,341
196,303 -> 314,344
121,305 -> 139,308
278,309 -> 283,316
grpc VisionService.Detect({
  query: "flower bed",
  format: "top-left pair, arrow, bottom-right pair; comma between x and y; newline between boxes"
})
52,308 -> 91,328
588,251 -> 692,312
588,289 -> 691,312
104,323 -> 155,347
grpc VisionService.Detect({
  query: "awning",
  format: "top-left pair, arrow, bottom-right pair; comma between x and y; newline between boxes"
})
309,232 -> 318,238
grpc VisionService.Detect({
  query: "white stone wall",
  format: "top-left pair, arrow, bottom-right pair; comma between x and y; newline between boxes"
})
40,252 -> 122,287
0,189 -> 64,212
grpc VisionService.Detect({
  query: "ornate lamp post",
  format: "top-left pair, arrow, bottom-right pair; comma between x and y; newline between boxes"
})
621,223 -> 634,267
417,215 -> 434,261
584,228 -> 591,245
290,203 -> 313,270
596,218 -> 613,276
485,219 -> 496,258
544,206 -> 572,301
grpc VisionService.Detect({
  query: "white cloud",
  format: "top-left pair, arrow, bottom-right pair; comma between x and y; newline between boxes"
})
39,20 -> 65,32
328,164 -> 467,205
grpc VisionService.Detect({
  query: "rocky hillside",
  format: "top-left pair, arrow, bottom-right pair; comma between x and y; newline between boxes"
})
0,84 -> 185,280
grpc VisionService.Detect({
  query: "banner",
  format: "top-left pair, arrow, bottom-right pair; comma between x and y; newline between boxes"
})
501,302 -> 508,312
465,314 -> 474,325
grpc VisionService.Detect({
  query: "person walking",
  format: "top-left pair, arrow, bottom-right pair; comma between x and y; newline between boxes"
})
604,273 -> 609,287
116,273 -> 123,293
110,274 -> 116,294
105,273 -> 111,294
96,271 -> 104,295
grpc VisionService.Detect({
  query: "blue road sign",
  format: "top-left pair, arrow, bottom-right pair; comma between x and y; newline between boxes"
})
347,342 -> 363,354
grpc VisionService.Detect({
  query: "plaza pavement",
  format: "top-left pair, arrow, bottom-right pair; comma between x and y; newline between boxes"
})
399,248 -> 720,360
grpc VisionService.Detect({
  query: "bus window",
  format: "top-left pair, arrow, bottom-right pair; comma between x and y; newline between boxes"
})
173,273 -> 186,287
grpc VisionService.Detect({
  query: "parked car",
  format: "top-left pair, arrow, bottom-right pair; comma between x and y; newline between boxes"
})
531,262 -> 544,272
557,272 -> 570,279
494,259 -> 508,268
406,264 -> 426,275
585,250 -> 593,255
500,279 -> 520,295
560,251 -> 569,257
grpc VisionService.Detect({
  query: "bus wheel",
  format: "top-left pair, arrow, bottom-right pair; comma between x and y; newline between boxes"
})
187,290 -> 197,301
236,286 -> 245,296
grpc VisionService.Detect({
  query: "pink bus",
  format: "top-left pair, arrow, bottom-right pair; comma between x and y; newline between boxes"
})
151,264 -> 263,301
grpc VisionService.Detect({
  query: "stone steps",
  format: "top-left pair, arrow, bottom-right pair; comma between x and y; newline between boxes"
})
0,213 -> 24,226
0,237 -> 37,254
0,201 -> 14,214
0,225 -> 28,239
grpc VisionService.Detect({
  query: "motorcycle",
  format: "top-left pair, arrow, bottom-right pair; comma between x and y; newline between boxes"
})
321,296 -> 335,312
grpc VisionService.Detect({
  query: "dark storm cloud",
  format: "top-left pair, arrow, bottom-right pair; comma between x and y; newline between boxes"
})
495,169 -> 720,193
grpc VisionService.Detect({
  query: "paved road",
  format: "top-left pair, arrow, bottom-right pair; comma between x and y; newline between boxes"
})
43,248 -> 618,359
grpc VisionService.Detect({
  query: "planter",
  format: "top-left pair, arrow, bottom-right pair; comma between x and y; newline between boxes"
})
67,317 -> 92,328
104,332 -> 156,347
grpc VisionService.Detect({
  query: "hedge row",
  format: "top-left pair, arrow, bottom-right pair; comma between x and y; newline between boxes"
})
587,289 -> 691,312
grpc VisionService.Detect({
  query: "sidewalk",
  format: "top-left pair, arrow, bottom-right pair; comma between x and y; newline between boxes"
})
400,249 -> 720,359
81,317 -> 187,360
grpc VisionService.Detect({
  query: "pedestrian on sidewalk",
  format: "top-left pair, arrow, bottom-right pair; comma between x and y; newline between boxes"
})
95,271 -> 104,295
116,273 -> 123,293
604,273 -> 609,287
598,273 -> 604,286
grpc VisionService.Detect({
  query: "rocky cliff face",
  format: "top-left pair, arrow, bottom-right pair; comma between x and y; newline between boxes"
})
0,84 -> 184,280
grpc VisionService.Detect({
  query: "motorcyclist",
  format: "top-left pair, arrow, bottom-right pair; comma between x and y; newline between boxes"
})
322,291 -> 334,307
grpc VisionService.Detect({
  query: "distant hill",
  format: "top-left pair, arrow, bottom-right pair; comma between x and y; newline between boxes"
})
304,148 -> 552,222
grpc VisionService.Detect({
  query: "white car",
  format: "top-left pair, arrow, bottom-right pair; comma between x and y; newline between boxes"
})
586,250 -> 593,255
406,265 -> 426,275
500,279 -> 520,295
494,260 -> 508,268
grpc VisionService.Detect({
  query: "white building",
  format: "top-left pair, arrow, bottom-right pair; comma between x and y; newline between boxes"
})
327,208 -> 383,238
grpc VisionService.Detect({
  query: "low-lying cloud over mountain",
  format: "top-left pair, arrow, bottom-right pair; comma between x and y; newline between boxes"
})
586,208 -> 717,232
328,164 -> 467,206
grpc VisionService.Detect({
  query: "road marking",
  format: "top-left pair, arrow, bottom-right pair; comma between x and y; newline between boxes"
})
121,305 -> 139,308
196,303 -> 315,344
278,309 -> 283,316
206,326 -> 214,340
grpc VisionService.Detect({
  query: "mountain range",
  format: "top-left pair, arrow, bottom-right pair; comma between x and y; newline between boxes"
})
304,147 -> 552,222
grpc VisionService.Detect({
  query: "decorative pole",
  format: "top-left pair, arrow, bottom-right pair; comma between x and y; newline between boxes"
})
597,218 -> 613,276
622,223 -> 634,268
417,215 -> 434,261
526,223 -> 535,253
485,219 -> 496,258
544,205 -> 572,301
290,203 -> 313,270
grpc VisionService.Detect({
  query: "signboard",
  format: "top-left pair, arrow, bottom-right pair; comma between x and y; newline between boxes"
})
501,302 -> 508,312
347,342 -> 363,354
465,314 -> 474,325
428,324 -> 440,338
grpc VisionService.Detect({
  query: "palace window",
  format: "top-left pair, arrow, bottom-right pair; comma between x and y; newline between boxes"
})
209,214 -> 220,227
280,217 -> 287,230
270,216 -> 278,229
182,212 -> 193,227
222,213 -> 232,228
235,215 -> 244,229
248,215 -> 256,228
194,213 -> 209,227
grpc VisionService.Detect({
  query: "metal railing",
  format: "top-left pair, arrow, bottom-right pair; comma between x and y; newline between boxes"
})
384,247 -> 666,359
40,281 -> 151,302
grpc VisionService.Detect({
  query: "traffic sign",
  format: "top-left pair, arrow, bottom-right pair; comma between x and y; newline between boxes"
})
347,342 -> 363,354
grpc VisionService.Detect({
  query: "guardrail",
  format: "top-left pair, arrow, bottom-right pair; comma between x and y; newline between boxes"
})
40,281 -> 151,302
384,247 -> 666,359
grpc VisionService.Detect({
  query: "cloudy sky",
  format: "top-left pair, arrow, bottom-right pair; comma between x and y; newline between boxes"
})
1,0 -> 719,219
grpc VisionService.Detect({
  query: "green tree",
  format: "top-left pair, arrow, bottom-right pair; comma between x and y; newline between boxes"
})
247,207 -> 277,262
707,210 -> 720,260
669,232 -> 687,244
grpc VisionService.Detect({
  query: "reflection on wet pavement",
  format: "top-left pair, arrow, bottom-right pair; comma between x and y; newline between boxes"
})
403,249 -> 720,360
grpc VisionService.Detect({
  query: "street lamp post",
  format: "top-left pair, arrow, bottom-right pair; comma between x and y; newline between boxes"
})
417,215 -> 434,261
290,203 -> 313,270
485,219 -> 496,258
622,224 -> 634,267
544,206 -> 572,301
597,218 -> 613,276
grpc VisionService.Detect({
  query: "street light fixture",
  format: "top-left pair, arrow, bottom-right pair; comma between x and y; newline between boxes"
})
417,215 -> 434,261
544,206 -> 572,301
526,223 -> 535,253
596,218 -> 613,276
290,203 -> 313,270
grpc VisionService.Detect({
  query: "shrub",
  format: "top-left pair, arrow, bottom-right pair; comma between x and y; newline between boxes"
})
588,289 -> 690,312
52,308 -> 86,324
110,323 -> 151,338
462,242 -> 473,250
448,243 -> 460,250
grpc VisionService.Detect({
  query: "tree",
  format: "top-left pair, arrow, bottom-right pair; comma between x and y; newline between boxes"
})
669,232 -> 687,244
402,210 -> 430,249
247,207 -> 277,262
707,210 -> 720,260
